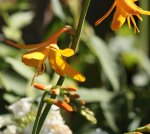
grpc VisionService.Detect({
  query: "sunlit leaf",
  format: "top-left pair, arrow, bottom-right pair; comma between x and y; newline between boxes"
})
101,103 -> 119,133
0,71 -> 27,95
3,93 -> 20,103
5,57 -> 49,84
0,43 -> 18,57
78,88 -> 114,102
51,0 -> 66,21
85,35 -> 119,91
9,11 -> 34,29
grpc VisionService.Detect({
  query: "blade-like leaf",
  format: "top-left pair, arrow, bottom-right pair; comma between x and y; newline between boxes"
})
85,35 -> 119,91
51,0 -> 66,21
5,57 -> 49,84
78,88 -> 114,102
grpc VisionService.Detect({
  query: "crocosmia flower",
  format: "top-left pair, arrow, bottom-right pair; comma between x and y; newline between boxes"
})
95,0 -> 150,33
5,26 -> 85,84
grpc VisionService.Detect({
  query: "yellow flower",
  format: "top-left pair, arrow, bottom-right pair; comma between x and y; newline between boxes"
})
95,0 -> 150,33
5,26 -> 85,84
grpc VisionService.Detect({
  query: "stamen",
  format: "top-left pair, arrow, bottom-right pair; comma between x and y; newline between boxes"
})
31,72 -> 37,85
95,1 -> 116,26
136,14 -> 143,21
127,15 -> 131,29
130,15 -> 140,33
31,64 -> 45,85
39,64 -> 46,75
31,61 -> 44,85
36,62 -> 44,76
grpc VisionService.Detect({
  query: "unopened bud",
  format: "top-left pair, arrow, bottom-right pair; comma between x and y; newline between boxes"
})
125,132 -> 143,134
64,87 -> 78,92
133,132 -> 143,134
44,98 -> 73,112
70,93 -> 80,99
64,97 -> 70,103
55,100 -> 73,112
51,88 -> 60,95
33,83 -> 52,91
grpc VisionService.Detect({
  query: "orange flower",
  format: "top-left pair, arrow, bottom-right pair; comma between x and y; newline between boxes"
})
5,26 -> 85,84
95,0 -> 150,33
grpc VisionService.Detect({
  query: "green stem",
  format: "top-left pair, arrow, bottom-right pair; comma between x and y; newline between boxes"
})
139,0 -> 149,55
31,91 -> 49,134
71,0 -> 91,51
35,77 -> 65,133
34,0 -> 91,133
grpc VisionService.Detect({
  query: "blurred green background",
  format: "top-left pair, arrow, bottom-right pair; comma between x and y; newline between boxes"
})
0,0 -> 150,134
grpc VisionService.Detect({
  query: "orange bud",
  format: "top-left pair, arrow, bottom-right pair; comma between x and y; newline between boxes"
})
34,83 -> 52,91
133,132 -> 143,134
64,97 -> 70,103
44,98 -> 73,112
55,100 -> 73,112
51,88 -> 60,95
70,93 -> 80,99
33,83 -> 47,91
64,87 -> 78,92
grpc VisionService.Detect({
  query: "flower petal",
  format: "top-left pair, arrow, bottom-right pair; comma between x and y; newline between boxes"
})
48,48 -> 63,75
111,6 -> 127,31
49,49 -> 85,82
22,47 -> 50,67
116,0 -> 149,15
56,48 -> 74,57
95,1 -> 116,26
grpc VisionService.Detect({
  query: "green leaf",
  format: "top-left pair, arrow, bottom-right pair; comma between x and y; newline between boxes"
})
101,103 -> 119,133
85,35 -> 119,91
78,88 -> 114,102
138,51 -> 150,77
5,57 -> 49,84
0,43 -> 18,57
0,71 -> 27,95
51,0 -> 66,21
9,11 -> 34,29
3,93 -> 20,103
2,26 -> 22,41
5,57 -> 34,79
2,11 -> 34,41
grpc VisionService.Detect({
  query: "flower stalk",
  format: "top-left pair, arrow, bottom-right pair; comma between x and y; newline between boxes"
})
139,0 -> 149,54
32,0 -> 91,134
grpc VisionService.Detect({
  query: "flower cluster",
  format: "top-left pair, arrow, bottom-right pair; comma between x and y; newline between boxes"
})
34,83 -> 85,112
34,83 -> 97,124
95,0 -> 150,33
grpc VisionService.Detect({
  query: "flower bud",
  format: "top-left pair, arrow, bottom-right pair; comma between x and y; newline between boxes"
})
44,98 -> 73,112
51,88 -> 60,95
64,97 -> 70,103
70,93 -> 80,99
33,83 -> 52,91
64,87 -> 78,92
